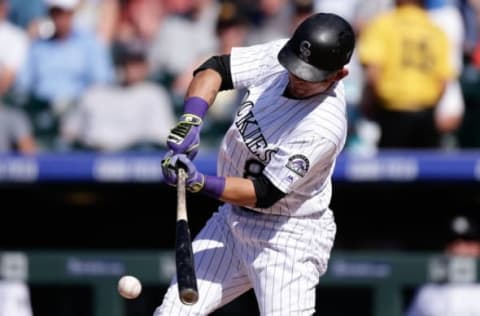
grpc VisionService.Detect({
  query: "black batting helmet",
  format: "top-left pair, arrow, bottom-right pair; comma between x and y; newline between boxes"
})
278,13 -> 355,82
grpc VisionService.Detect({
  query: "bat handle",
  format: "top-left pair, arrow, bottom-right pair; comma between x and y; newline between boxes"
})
177,167 -> 187,221
177,166 -> 186,186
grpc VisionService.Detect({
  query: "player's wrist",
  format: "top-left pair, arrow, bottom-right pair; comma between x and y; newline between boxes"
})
184,96 -> 209,119
201,175 -> 225,199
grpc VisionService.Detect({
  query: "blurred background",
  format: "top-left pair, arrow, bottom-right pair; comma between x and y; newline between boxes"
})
0,0 -> 479,315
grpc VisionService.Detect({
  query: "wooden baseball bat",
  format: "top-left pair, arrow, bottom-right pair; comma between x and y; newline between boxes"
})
175,167 -> 199,305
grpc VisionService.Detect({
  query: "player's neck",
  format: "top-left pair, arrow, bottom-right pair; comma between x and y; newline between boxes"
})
283,82 -> 334,100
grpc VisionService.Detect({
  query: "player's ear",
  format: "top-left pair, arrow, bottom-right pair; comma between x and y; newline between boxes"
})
334,68 -> 349,81
324,68 -> 348,83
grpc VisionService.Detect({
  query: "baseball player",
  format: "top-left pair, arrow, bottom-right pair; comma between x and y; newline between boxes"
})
0,281 -> 33,316
157,13 -> 355,315
406,215 -> 480,316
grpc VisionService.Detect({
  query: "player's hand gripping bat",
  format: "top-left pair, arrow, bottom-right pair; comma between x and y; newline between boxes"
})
175,167 -> 199,305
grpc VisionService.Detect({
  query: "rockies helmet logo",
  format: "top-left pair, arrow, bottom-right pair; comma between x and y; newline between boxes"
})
299,40 -> 312,62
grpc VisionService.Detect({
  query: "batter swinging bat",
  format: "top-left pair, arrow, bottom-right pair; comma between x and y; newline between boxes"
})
175,167 -> 199,305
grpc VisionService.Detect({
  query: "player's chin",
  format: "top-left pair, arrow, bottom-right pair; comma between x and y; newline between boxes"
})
290,89 -> 313,99
288,83 -> 319,99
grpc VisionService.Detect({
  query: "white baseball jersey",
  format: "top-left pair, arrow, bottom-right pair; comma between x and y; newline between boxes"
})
0,21 -> 28,73
0,281 -> 33,316
219,39 -> 347,216
406,283 -> 480,316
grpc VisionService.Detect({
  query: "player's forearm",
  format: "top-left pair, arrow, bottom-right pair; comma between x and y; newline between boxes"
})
186,69 -> 222,106
0,70 -> 15,95
218,177 -> 257,208
167,69 -> 222,158
163,155 -> 257,206
17,136 -> 37,154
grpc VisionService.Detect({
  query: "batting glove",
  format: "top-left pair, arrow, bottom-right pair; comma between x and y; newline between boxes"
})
161,151 -> 226,198
161,152 -> 205,193
167,97 -> 209,160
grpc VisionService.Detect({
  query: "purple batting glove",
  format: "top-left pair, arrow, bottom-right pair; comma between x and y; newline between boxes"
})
161,152 -> 226,198
175,154 -> 205,192
167,97 -> 208,160
161,153 -> 205,192
161,151 -> 177,187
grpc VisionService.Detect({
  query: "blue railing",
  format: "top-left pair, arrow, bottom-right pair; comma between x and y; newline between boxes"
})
0,150 -> 479,182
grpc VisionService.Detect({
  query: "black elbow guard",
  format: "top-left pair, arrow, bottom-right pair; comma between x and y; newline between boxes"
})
193,55 -> 234,91
253,174 -> 286,208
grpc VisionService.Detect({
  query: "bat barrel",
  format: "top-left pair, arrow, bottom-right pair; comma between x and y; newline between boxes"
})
175,219 -> 199,305
175,167 -> 199,305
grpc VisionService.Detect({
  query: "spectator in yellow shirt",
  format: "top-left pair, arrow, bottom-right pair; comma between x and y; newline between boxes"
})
358,0 -> 454,148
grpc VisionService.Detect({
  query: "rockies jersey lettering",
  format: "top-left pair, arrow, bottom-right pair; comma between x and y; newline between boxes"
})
235,98 -> 278,163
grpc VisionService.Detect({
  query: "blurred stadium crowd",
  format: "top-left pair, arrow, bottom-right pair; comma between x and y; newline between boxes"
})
0,0 -> 480,154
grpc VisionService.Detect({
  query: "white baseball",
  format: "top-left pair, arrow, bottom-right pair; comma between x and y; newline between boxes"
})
118,275 -> 142,299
